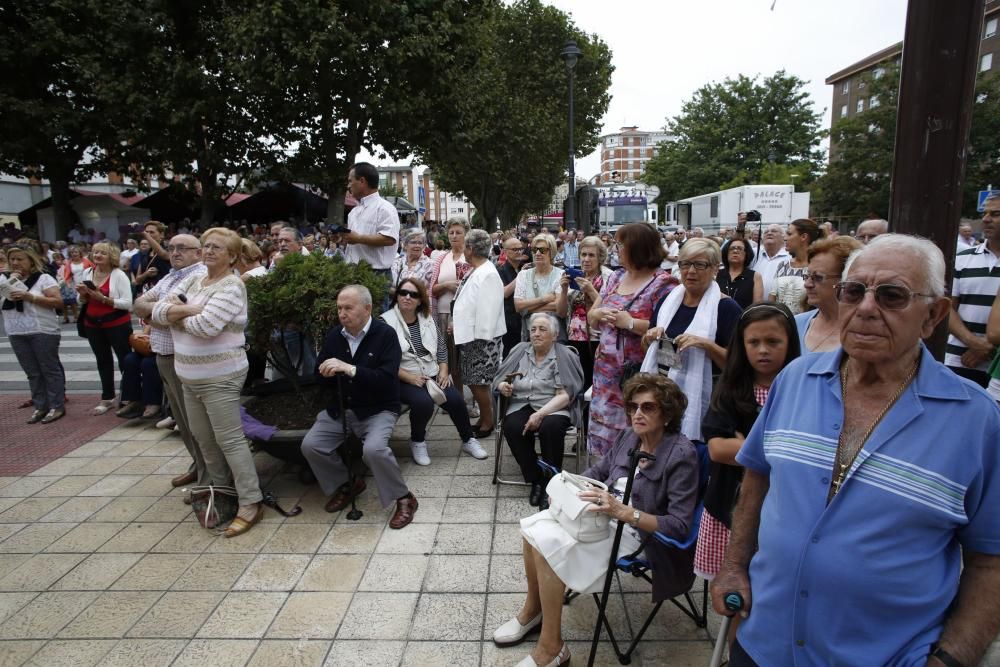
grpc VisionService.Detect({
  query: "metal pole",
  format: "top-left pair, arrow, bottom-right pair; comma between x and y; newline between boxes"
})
889,0 -> 984,360
566,67 -> 576,231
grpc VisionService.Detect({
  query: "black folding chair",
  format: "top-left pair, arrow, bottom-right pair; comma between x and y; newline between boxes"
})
574,441 -> 711,666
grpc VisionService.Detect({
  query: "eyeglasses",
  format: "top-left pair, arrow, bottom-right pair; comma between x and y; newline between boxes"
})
835,281 -> 934,310
625,401 -> 660,415
508,246 -> 525,252
532,246 -> 550,255
166,245 -> 199,253
397,288 -> 420,300
728,246 -> 746,254
677,260 -> 713,272
802,270 -> 831,284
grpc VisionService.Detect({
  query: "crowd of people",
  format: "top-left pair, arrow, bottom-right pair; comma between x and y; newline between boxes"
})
2,173 -> 1000,666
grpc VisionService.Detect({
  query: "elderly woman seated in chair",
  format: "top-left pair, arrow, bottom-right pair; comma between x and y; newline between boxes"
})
494,312 -> 583,510
493,372 -> 699,667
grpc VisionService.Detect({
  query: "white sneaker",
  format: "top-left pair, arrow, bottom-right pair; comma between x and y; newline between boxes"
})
156,416 -> 176,429
462,438 -> 488,460
410,441 -> 431,466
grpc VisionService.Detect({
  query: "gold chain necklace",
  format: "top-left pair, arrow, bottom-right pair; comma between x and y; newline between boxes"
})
828,356 -> 919,500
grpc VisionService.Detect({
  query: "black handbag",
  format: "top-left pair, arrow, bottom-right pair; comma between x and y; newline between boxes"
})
76,302 -> 88,338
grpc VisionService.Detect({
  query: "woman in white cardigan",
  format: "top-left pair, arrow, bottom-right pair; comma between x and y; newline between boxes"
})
77,241 -> 134,415
381,277 -> 487,466
452,229 -> 507,437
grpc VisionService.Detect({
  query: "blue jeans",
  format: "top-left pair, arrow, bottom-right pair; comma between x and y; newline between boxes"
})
120,351 -> 163,406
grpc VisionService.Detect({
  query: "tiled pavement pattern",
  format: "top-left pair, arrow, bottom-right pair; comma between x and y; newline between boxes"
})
0,416 -> 726,667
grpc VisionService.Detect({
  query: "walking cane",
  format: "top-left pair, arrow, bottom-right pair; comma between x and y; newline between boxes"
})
336,374 -> 363,521
491,371 -> 523,484
587,445 -> 656,667
709,592 -> 744,667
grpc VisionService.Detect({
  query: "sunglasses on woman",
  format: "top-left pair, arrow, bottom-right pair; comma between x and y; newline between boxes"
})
397,288 -> 421,300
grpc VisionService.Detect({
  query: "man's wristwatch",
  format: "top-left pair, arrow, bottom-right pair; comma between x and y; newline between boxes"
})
348,365 -> 357,378
930,643 -> 964,667
631,509 -> 641,527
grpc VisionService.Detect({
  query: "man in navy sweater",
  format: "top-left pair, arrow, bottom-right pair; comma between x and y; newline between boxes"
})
300,284 -> 418,529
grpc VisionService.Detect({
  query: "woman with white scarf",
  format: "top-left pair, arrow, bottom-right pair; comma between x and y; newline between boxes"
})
381,277 -> 487,466
640,238 -> 741,441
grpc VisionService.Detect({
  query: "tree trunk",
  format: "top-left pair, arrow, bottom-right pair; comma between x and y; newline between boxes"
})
324,115 -> 367,225
45,163 -> 77,242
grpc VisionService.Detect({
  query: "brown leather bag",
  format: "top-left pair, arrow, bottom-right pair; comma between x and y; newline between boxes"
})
129,332 -> 154,357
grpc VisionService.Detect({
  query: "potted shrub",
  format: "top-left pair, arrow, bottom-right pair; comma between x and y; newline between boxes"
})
243,252 -> 387,463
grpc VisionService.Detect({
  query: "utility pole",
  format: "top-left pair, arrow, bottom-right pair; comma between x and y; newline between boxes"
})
888,0 -> 984,359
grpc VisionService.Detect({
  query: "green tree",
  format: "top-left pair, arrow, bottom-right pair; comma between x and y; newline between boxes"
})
114,1 -> 288,226
408,0 -> 614,229
0,1 -> 148,237
813,66 -> 899,220
228,0 -> 484,225
815,66 -> 1000,220
964,73 -> 1000,214
643,71 -> 825,204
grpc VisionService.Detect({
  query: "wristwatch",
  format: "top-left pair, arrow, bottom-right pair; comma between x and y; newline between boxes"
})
930,643 -> 963,667
631,509 -> 641,527
627,316 -> 635,331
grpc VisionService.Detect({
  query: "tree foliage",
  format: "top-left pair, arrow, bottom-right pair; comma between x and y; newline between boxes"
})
0,1 -> 148,235
643,71 -> 825,203
815,66 -> 1000,220
228,0 -> 485,225
408,0 -> 614,229
813,66 -> 899,220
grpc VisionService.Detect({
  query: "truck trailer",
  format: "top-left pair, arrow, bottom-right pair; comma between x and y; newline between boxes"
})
664,185 -> 810,234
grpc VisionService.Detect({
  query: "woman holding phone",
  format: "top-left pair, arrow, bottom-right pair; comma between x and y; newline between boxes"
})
556,235 -> 612,388
78,241 -> 133,415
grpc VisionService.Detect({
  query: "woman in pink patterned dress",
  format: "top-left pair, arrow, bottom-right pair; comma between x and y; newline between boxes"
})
586,224 -> 676,456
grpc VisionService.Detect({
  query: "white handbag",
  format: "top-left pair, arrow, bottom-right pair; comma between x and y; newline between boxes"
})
545,471 -> 611,543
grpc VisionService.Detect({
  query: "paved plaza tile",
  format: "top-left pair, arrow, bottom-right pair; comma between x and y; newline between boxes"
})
0,415 -> 757,665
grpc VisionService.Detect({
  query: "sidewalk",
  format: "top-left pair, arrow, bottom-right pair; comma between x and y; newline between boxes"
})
0,414 -> 719,667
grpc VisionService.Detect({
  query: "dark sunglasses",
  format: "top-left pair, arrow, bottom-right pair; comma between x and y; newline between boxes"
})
532,246 -> 550,254
625,401 -> 660,415
835,281 -> 933,310
397,288 -> 421,300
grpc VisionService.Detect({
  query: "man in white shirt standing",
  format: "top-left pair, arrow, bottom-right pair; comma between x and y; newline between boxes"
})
344,162 -> 400,312
751,223 -> 790,301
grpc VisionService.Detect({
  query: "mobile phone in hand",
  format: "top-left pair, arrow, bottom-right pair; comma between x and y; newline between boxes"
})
83,280 -> 97,290
177,294 -> 187,303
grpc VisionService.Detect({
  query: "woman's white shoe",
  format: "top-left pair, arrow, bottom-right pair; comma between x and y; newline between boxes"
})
514,643 -> 570,667
410,441 -> 431,466
493,612 -> 542,646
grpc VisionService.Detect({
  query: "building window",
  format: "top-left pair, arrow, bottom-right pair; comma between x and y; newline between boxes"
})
632,148 -> 639,157
982,53 -> 993,72
857,99 -> 865,113
840,104 -> 848,118
986,17 -> 998,38
842,81 -> 850,94
873,67 -> 885,79
869,95 -> 880,108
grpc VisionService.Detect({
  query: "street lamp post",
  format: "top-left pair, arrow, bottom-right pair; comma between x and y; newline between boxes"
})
561,40 -> 582,231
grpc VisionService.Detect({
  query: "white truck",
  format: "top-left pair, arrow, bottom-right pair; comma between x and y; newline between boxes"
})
664,185 -> 810,234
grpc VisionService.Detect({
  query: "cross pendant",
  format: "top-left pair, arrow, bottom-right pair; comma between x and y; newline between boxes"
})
831,464 -> 848,496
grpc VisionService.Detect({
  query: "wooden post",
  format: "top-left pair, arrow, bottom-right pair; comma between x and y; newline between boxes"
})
888,0 -> 985,359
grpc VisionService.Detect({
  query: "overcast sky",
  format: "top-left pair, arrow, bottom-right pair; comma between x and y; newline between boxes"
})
545,0 -> 909,180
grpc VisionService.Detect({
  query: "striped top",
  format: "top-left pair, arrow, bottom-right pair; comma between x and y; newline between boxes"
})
945,243 -> 1000,373
406,318 -> 447,362
153,272 -> 248,383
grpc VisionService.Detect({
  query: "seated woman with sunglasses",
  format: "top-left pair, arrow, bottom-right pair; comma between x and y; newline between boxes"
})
514,233 -> 564,341
381,278 -> 487,466
495,373 -> 698,667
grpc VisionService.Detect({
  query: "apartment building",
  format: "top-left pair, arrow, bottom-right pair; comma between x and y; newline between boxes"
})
595,126 -> 672,185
